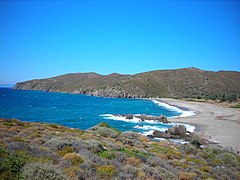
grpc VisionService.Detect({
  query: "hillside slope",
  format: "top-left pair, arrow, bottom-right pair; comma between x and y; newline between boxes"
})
1,118 -> 240,179
14,68 -> 240,99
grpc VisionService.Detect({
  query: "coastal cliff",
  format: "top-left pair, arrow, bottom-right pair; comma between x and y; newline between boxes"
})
15,68 -> 240,99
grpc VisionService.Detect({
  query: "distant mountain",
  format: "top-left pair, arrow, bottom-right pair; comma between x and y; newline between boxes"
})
14,68 -> 240,99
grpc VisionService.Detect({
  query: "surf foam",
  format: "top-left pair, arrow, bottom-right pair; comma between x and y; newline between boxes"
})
100,114 -> 142,123
151,100 -> 195,118
134,125 -> 168,132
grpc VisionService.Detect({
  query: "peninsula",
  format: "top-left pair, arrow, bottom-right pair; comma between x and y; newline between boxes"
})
14,68 -> 240,100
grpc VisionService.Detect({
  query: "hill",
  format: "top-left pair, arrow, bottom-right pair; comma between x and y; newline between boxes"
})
1,118 -> 239,179
14,68 -> 240,99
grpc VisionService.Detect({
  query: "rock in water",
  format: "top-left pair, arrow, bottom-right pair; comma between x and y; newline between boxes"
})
168,125 -> 187,137
125,114 -> 133,119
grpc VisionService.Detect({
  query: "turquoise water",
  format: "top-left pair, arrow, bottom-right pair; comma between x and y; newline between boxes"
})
0,88 -> 183,133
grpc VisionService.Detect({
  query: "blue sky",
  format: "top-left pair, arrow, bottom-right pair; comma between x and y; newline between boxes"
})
0,0 -> 239,84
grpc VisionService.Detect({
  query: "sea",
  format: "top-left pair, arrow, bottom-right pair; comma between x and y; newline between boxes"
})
0,87 -> 195,139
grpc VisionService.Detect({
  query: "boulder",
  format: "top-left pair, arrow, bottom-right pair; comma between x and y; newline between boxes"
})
159,115 -> 169,123
169,126 -> 178,135
169,125 -> 186,137
178,125 -> 187,136
125,114 -> 133,119
135,114 -> 170,123
152,130 -> 171,139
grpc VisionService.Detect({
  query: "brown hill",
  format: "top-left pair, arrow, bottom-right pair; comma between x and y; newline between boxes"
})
14,67 -> 240,99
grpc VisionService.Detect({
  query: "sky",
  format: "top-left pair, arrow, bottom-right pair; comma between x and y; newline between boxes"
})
0,0 -> 240,84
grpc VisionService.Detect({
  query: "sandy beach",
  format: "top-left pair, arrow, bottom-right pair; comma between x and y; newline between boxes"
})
157,98 -> 240,153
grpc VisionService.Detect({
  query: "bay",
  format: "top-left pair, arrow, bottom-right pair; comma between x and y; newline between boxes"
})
0,88 -> 183,134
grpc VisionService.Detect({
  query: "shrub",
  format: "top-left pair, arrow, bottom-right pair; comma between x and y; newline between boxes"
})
172,160 -> 189,169
21,162 -> 67,180
230,103 -> 240,108
67,128 -> 84,135
186,157 -> 206,165
98,122 -> 111,128
117,148 -> 149,159
49,124 -> 59,128
98,150 -> 115,160
89,126 -> 120,138
45,137 -> 76,150
0,148 -> 29,180
97,165 -> 117,178
178,172 -> 197,180
124,157 -> 141,167
3,121 -> 14,127
190,139 -> 201,148
216,152 -> 239,167
64,166 -> 82,179
138,135 -> 150,142
116,165 -> 138,179
141,165 -> 162,179
11,136 -> 26,142
57,146 -> 73,156
209,157 -> 222,167
63,153 -> 84,166
86,140 -> 105,153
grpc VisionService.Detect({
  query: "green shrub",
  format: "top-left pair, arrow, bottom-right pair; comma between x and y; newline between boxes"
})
3,121 -> 14,127
21,162 -> 67,180
117,148 -> 149,158
98,122 -> 111,128
216,152 -> 239,167
230,103 -> 240,108
49,124 -> 59,128
98,122 -> 121,133
90,122 -> 121,138
0,148 -> 29,180
98,150 -> 115,160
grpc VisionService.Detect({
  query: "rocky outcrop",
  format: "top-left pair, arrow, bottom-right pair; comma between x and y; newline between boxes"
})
168,124 -> 186,136
147,125 -> 190,140
111,114 -> 170,124
135,114 -> 169,123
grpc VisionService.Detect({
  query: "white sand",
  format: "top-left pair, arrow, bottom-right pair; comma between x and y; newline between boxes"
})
156,98 -> 240,152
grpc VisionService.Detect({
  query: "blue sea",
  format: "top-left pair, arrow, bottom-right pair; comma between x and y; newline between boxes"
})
0,88 -> 195,136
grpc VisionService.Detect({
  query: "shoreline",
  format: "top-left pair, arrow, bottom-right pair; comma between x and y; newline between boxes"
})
4,88 -> 240,152
154,98 -> 240,153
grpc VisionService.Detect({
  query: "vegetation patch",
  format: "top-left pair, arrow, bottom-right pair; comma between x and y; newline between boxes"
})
178,172 -> 197,180
22,162 -> 67,180
63,153 -> 84,166
117,148 -> 150,159
230,103 -> 240,108
11,136 -> 26,142
98,150 -> 115,160
57,146 -> 73,156
48,123 -> 59,128
0,118 -> 240,179
97,165 -> 117,178
0,147 -> 29,180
